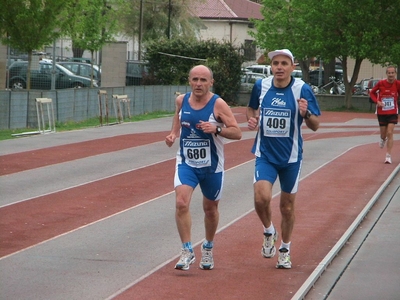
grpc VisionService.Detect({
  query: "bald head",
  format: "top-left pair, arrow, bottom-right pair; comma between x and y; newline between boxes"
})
188,65 -> 214,98
189,65 -> 213,80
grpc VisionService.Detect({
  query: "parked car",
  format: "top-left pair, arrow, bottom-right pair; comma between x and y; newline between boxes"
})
364,78 -> 380,96
8,61 -> 97,90
126,60 -> 148,86
240,72 -> 266,92
353,78 -> 375,95
58,61 -> 101,84
245,65 -> 273,77
66,57 -> 92,64
308,69 -> 343,86
291,69 -> 303,78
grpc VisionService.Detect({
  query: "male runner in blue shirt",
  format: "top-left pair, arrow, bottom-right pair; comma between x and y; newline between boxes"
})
247,49 -> 320,269
166,65 -> 242,271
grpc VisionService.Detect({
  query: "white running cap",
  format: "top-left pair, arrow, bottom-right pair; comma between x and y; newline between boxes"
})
268,49 -> 294,64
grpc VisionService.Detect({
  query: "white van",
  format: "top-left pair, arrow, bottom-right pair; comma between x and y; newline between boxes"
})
245,65 -> 273,77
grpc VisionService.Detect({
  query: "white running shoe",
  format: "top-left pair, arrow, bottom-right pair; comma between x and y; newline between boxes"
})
385,154 -> 392,164
379,138 -> 387,148
175,248 -> 195,270
261,231 -> 278,258
199,246 -> 214,270
276,248 -> 292,269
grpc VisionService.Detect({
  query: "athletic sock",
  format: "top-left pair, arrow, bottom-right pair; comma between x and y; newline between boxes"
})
182,242 -> 193,252
263,223 -> 275,235
203,240 -> 213,249
280,241 -> 291,252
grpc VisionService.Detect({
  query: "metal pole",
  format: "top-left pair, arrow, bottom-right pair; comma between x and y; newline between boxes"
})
138,0 -> 143,60
6,42 -> 11,89
318,58 -> 323,87
167,0 -> 171,39
51,41 -> 56,90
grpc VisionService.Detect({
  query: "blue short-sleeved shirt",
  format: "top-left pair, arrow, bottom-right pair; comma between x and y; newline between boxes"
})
248,76 -> 321,164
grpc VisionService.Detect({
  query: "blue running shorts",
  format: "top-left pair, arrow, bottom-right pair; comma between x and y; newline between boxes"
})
254,157 -> 302,194
174,164 -> 224,201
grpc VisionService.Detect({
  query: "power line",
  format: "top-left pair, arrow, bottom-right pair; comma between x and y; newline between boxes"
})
158,51 -> 206,61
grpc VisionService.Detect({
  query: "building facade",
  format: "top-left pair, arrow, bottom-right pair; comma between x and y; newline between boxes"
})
192,0 -> 264,65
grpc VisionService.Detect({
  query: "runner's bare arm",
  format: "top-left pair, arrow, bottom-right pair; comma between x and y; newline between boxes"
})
212,98 -> 242,140
246,106 -> 259,131
165,95 -> 183,147
298,98 -> 319,131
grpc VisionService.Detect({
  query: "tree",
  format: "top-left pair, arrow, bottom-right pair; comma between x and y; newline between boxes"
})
65,0 -> 121,86
0,0 -> 74,89
250,0 -> 320,83
308,0 -> 400,106
119,0 -> 203,58
252,0 -> 400,108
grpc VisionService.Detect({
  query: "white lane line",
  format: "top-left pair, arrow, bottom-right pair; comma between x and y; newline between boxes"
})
0,157 -> 175,209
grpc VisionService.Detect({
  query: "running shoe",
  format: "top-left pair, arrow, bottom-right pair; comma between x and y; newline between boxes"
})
175,248 -> 195,270
276,248 -> 292,269
379,138 -> 387,148
199,246 -> 214,270
261,231 -> 277,258
385,154 -> 392,164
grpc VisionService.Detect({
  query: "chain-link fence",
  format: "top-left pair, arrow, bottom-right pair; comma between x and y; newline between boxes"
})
3,38 -> 145,91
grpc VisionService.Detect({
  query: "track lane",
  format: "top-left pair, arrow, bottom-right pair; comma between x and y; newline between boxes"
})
112,142 -> 400,300
0,139 -> 256,257
1,108 -> 398,299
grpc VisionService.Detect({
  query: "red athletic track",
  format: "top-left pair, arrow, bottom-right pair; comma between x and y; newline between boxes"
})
1,108 -> 398,300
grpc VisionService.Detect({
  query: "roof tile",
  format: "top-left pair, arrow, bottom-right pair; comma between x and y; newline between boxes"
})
192,0 -> 262,20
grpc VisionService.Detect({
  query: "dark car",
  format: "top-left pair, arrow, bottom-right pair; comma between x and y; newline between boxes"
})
8,61 -> 97,90
308,69 -> 343,86
58,61 -> 101,84
126,60 -> 148,86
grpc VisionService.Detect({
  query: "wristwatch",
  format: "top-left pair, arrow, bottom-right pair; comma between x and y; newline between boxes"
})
215,126 -> 222,136
304,110 -> 312,120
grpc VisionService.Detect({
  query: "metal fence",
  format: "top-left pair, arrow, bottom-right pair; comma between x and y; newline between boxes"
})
0,84 -> 375,130
0,85 -> 191,130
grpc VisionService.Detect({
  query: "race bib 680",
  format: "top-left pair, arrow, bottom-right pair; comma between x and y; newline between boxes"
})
182,139 -> 211,168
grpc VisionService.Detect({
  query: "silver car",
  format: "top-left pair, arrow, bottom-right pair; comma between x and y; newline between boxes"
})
240,72 -> 266,92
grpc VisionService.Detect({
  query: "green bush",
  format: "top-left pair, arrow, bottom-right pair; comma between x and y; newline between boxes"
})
144,38 -> 244,104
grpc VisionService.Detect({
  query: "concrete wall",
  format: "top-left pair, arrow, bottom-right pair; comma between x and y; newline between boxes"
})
347,59 -> 386,82
199,20 -> 263,65
237,92 -> 375,112
101,41 -> 127,87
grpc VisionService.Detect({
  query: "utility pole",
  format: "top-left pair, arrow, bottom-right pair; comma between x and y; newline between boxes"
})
167,0 -> 171,39
318,59 -> 323,87
138,0 -> 144,60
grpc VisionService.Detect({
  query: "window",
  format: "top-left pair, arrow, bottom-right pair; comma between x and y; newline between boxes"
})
40,64 -> 52,74
244,40 -> 256,61
80,65 -> 90,77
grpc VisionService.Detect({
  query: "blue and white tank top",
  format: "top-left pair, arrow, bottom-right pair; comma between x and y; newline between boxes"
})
177,92 -> 224,173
